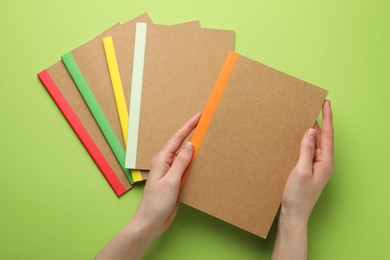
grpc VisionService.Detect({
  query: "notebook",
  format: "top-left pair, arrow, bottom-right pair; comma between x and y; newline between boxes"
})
38,58 -> 131,196
61,14 -> 154,183
126,23 -> 235,170
179,51 -> 328,238
103,20 -> 200,181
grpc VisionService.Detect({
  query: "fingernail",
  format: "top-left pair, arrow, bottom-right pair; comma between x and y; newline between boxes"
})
326,100 -> 331,108
307,129 -> 316,140
182,142 -> 193,154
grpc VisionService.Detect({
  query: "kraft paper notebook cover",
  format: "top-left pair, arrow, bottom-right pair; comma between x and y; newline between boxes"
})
125,23 -> 235,170
111,20 -> 200,111
102,36 -> 146,182
179,51 -> 328,238
38,60 -> 131,196
102,21 -> 200,182
106,21 -> 200,142
37,21 -> 140,195
63,17 -> 200,182
61,13 -> 154,183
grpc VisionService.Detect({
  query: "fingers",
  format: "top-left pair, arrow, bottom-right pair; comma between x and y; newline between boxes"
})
166,142 -> 193,185
321,100 -> 334,158
314,122 -> 321,148
161,112 -> 201,159
150,113 -> 200,178
296,128 -> 317,174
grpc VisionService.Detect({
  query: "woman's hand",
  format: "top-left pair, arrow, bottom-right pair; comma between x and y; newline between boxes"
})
272,100 -> 334,260
133,112 -> 201,236
281,100 -> 334,222
96,112 -> 201,260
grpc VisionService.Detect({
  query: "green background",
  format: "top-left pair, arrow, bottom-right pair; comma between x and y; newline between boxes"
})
1,0 -> 389,259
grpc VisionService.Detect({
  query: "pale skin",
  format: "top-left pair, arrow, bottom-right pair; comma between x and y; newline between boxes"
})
96,100 -> 334,260
271,100 -> 334,260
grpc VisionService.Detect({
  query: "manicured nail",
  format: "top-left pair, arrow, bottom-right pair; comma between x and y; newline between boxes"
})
307,129 -> 316,140
182,142 -> 193,153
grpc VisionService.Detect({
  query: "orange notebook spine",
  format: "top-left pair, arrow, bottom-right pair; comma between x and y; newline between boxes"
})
180,51 -> 239,189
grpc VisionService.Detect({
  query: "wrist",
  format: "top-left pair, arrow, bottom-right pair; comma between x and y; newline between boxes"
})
126,212 -> 160,242
273,206 -> 309,260
279,206 -> 309,228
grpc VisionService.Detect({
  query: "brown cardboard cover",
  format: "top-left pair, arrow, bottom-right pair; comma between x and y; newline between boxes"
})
180,55 -> 328,238
71,15 -> 199,178
43,15 -> 198,190
46,61 -> 132,190
68,14 -> 152,180
70,13 -> 152,150
117,20 -> 200,179
135,25 -> 235,169
112,21 -> 201,108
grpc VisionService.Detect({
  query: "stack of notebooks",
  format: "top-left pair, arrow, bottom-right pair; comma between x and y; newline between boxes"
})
38,13 -> 327,238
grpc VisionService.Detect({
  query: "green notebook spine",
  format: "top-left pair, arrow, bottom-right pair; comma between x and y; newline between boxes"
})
61,52 -> 134,184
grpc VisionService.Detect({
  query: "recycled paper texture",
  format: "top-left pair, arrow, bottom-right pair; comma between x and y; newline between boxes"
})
67,14 -> 152,181
108,20 -> 200,181
69,14 -> 199,182
180,52 -> 328,238
44,61 -> 132,193
70,14 -> 151,150
126,23 -> 235,170
112,21 -> 200,109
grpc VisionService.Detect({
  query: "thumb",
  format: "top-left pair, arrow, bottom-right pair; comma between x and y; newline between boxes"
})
167,142 -> 194,184
296,128 -> 317,174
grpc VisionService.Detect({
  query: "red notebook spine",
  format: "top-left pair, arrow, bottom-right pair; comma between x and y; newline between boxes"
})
38,70 -> 126,196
